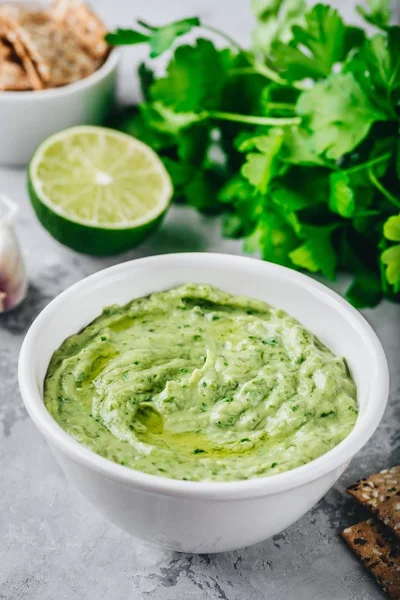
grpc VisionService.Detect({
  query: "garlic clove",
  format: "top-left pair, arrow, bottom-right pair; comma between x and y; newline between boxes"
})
0,196 -> 27,313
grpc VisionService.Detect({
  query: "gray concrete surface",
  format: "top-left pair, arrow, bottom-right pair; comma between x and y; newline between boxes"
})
1,1 -> 399,599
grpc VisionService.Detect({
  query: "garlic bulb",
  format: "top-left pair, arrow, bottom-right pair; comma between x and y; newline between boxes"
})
0,196 -> 27,313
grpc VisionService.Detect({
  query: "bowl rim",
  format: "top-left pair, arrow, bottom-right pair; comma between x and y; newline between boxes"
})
0,48 -> 119,101
18,253 -> 389,500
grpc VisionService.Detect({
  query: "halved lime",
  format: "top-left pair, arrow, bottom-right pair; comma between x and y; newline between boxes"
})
28,126 -> 173,255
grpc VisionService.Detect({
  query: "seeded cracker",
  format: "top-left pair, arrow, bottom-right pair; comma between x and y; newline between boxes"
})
0,7 -> 43,90
341,520 -> 400,598
0,38 -> 30,90
347,466 -> 400,540
0,37 -> 7,59
52,0 -> 109,59
0,5 -> 98,87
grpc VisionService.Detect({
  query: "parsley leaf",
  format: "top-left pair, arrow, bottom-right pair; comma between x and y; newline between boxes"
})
382,245 -> 400,292
112,6 -> 400,308
356,0 -> 391,30
219,175 -> 265,238
220,176 -> 265,233
111,107 -> 174,151
240,131 -> 284,194
272,167 -> 329,212
251,0 -> 307,55
290,225 -> 338,279
281,125 -> 328,166
184,169 -> 225,214
384,214 -> 400,241
162,158 -> 194,189
398,137 -> 400,178
106,17 -> 200,57
151,39 -> 228,112
105,29 -> 150,45
223,213 -> 246,238
140,102 -> 204,135
338,231 -> 383,307
219,175 -> 256,206
297,72 -> 388,159
382,214 -> 400,292
141,17 -> 201,58
245,209 -> 299,266
138,63 -> 155,102
329,171 -> 355,218
177,124 -> 210,164
345,28 -> 400,116
346,271 -> 383,308
271,4 -> 348,81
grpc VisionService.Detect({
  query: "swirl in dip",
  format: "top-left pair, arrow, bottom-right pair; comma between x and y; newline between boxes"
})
44,284 -> 358,482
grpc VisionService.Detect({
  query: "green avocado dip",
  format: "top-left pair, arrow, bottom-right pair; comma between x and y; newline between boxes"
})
44,284 -> 358,482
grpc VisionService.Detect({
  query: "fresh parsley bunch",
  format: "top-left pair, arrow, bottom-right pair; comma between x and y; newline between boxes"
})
106,0 -> 400,308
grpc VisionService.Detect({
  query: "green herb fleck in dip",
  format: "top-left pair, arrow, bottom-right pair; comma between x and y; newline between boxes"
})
44,284 -> 358,482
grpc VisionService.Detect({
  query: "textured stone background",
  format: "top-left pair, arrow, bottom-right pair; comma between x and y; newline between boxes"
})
1,1 -> 399,598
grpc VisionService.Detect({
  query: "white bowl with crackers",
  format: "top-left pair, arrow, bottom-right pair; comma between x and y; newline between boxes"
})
19,253 -> 390,553
0,0 -> 118,165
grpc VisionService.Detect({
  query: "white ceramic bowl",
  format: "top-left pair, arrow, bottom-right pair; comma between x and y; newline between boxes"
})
0,50 -> 119,166
19,253 -> 389,553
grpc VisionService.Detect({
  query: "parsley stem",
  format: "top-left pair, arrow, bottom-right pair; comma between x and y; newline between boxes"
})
206,110 -> 301,126
137,19 -> 155,31
251,62 -> 288,86
200,24 -> 302,90
223,79 -> 296,111
228,68 -> 301,104
264,102 -> 296,111
228,66 -> 298,93
250,61 -> 302,89
368,169 -> 400,209
201,24 -> 243,53
251,61 -> 307,90
229,67 -> 260,76
345,152 -> 392,175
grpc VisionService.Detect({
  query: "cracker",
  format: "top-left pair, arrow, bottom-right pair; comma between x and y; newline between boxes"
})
0,5 -> 98,87
52,0 -> 108,59
0,38 -> 30,90
347,466 -> 400,540
0,7 -> 43,90
341,519 -> 400,598
0,37 -> 8,59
